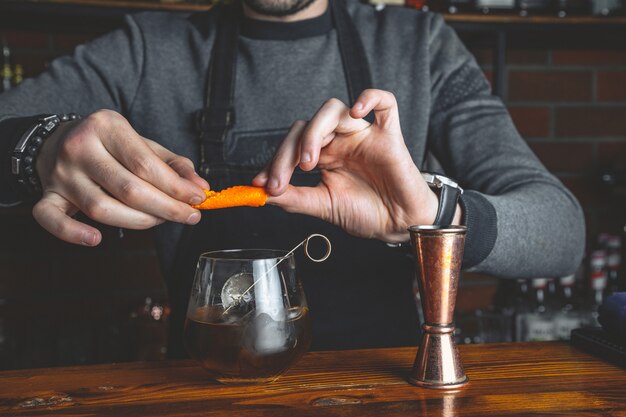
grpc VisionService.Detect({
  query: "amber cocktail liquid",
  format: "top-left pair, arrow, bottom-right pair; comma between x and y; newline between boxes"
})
184,248 -> 313,384
184,305 -> 311,383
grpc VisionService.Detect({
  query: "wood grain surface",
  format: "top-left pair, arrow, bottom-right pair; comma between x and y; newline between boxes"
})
0,342 -> 625,416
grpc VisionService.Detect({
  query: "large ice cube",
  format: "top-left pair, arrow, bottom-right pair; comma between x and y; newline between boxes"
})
221,272 -> 254,311
243,312 -> 294,355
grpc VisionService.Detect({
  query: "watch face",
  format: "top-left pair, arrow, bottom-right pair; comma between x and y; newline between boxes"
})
422,172 -> 437,185
421,172 -> 463,193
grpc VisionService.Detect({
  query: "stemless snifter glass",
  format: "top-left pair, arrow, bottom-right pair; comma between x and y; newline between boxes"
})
184,249 -> 312,384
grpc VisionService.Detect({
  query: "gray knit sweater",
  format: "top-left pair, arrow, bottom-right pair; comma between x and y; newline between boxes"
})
0,2 -> 584,278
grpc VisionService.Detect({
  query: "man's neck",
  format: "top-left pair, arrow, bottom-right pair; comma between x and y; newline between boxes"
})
242,0 -> 329,22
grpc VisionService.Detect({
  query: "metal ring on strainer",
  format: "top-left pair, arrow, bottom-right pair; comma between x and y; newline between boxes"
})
303,234 -> 332,262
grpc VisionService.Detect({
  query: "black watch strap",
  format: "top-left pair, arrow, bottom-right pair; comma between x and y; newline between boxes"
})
422,172 -> 463,226
433,183 -> 460,225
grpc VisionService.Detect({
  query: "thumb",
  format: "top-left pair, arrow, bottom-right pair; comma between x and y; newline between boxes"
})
266,184 -> 330,222
33,192 -> 102,246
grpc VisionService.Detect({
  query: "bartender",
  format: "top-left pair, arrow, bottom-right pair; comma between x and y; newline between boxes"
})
0,0 -> 584,355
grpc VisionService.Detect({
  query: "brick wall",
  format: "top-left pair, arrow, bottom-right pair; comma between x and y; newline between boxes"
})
469,44 -> 626,241
532,50 -> 626,233
2,18 -> 626,367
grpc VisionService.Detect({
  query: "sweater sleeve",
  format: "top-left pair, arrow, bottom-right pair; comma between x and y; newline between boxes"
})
0,14 -> 145,206
426,14 -> 585,278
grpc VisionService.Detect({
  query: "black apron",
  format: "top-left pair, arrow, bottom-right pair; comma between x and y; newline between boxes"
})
167,0 -> 419,358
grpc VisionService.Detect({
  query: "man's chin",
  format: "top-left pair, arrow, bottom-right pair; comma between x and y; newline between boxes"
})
242,0 -> 317,17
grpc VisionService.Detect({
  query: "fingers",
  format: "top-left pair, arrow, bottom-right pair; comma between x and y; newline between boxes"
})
85,153 -> 201,225
253,121 -> 306,195
86,111 -> 207,205
298,99 -> 345,172
33,192 -> 102,246
33,186 -> 168,247
254,98 -> 370,196
103,134 -> 206,205
350,89 -> 401,132
146,139 -> 210,191
299,98 -> 368,172
63,174 -> 168,229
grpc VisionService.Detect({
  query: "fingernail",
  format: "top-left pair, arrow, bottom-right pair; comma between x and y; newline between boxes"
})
301,152 -> 311,163
187,211 -> 201,224
81,231 -> 97,246
190,196 -> 203,205
268,178 -> 279,189
354,102 -> 363,111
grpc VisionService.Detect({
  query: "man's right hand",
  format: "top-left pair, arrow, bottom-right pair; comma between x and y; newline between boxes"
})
32,109 -> 209,246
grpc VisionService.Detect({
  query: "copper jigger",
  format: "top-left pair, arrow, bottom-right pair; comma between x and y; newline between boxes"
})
408,225 -> 468,389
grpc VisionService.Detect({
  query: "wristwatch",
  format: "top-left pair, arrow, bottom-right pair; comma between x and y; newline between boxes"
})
421,172 -> 463,226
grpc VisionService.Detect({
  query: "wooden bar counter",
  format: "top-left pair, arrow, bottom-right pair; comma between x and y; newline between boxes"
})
1,342 -> 625,416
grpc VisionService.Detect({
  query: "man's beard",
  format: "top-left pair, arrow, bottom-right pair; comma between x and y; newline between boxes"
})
242,0 -> 317,17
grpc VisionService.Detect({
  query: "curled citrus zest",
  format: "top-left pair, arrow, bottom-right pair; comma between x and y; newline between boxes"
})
191,186 -> 268,210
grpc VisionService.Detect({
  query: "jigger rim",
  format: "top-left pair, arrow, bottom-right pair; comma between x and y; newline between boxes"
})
408,225 -> 467,233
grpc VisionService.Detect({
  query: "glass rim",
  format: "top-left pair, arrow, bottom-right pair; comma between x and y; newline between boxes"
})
199,248 -> 291,261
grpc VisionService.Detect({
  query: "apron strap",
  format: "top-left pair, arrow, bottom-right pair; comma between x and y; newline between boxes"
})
330,0 -> 374,123
195,4 -> 239,177
194,0 -> 374,177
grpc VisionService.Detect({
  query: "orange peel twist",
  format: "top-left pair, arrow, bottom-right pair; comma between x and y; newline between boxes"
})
191,186 -> 268,210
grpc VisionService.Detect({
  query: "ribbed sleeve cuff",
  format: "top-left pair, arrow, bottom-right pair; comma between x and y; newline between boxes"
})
459,190 -> 497,269
0,116 -> 41,205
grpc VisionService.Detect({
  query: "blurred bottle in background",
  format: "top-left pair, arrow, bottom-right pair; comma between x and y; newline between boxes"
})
445,0 -> 477,13
622,226 -> 626,291
1,38 -> 12,93
510,279 -> 530,341
590,0 -> 623,15
584,249 -> 608,327
553,274 -> 584,340
476,0 -> 516,14
13,64 -> 23,86
553,0 -> 590,16
405,0 -> 430,10
517,278 -> 557,341
517,0 -> 554,16
606,235 -> 622,295
129,297 -> 170,361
